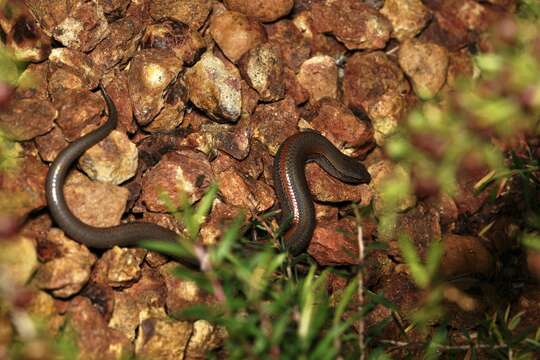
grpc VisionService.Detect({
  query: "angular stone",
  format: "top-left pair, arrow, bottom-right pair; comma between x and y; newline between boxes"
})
265,20 -> 311,72
135,317 -> 193,360
185,52 -> 242,122
297,55 -> 337,104
440,234 -> 495,278
398,39 -> 449,99
52,1 -> 109,52
252,97 -> 298,155
78,130 -> 138,185
48,48 -> 102,92
210,11 -> 266,63
33,228 -> 96,298
380,0 -> 431,41
128,49 -> 183,125
35,126 -> 68,162
0,235 -> 37,286
149,0 -> 212,30
185,320 -> 227,359
141,150 -> 214,212
0,98 -> 56,141
308,217 -> 360,266
217,168 -> 275,214
224,0 -> 294,22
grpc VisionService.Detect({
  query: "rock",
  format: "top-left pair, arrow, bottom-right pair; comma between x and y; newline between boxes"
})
343,52 -> 409,144
160,262 -> 214,314
27,290 -> 64,334
453,153 -> 492,215
141,150 -> 214,212
527,250 -> 540,282
23,0 -> 69,36
149,0 -> 212,30
419,3 -> 472,51
35,126 -> 68,162
380,0 -> 431,41
185,320 -> 227,359
52,0 -> 109,52
425,192 -> 459,229
512,287 -> 540,334
90,16 -> 143,71
135,317 -> 193,360
239,43 -> 285,102
284,67 -> 310,105
210,11 -> 266,63
142,19 -> 205,66
446,49 -> 474,89
252,97 -> 298,155
20,213 -> 52,244
395,203 -> 442,258
200,201 -> 243,245
301,98 -> 374,157
265,20 -> 312,72
4,7 -> 51,62
108,266 -> 167,340
128,49 -> 183,126
53,88 -> 103,142
308,217 -> 360,266
33,228 -> 96,298
101,71 -> 137,133
369,160 -> 417,216
15,63 -> 49,100
306,163 -> 373,205
100,0 -> 131,16
440,234 -> 495,278
64,171 -> 129,228
67,297 -> 133,360
311,0 -> 391,50
144,77 -> 189,133
78,130 -> 138,185
224,0 -> 294,22
48,48 -> 102,93
0,98 -> 56,141
398,39 -> 449,99
200,114 -> 252,160
0,235 -> 37,286
185,51 -> 242,122
0,150 -> 48,218
93,247 -> 147,288
296,55 -> 337,104
217,168 -> 275,214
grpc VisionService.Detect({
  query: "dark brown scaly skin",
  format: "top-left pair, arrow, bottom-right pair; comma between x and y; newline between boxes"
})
273,131 -> 372,256
46,85 -> 199,267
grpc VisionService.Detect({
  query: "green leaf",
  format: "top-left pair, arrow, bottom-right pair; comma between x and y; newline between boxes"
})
522,233 -> 540,251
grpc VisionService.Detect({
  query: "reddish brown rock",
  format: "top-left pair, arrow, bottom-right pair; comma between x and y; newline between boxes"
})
149,0 -> 212,30
395,202 -> 442,258
128,49 -> 183,126
308,217 -> 360,265
78,130 -> 138,185
239,42 -> 285,102
398,39 -> 449,99
26,290 -> 65,334
142,19 -> 205,65
311,0 -> 391,50
64,171 -> 130,228
102,70 -> 136,133
23,0 -> 69,36
453,153 -> 492,214
440,233 -> 495,278
35,126 -> 68,162
419,4 -> 472,51
425,192 -> 459,228
301,98 -> 374,157
135,317 -> 193,359
48,48 -> 102,93
4,8 -> 51,62
296,55 -> 337,104
284,67 -> 309,105
144,77 -> 189,133
0,150 -> 48,217
90,16 -> 143,71
217,168 -> 275,214
512,287 -> 540,334
210,11 -> 267,64
52,0 -> 109,52
67,297 -> 133,360
265,20 -> 312,71
343,52 -> 410,144
200,114 -> 252,160
15,62 -> 49,100
527,250 -> 540,282
141,150 -> 214,212
160,262 -> 214,314
446,50 -> 474,89
200,201 -> 243,245
252,97 -> 298,155
185,51 -> 242,122
100,0 -> 131,17
108,266 -> 167,341
53,88 -> 104,142
0,98 -> 56,141
20,213 -> 52,244
306,163 -> 373,205
33,228 -> 97,298
224,0 -> 294,22
380,0 -> 431,41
